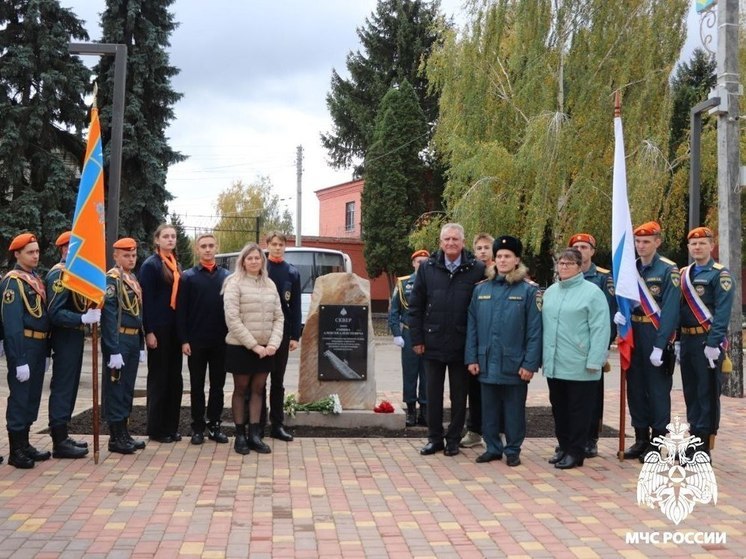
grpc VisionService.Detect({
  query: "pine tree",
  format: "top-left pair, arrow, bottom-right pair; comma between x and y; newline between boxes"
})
362,79 -> 427,283
170,213 -> 193,268
322,0 -> 444,176
93,0 -> 185,258
0,0 -> 90,267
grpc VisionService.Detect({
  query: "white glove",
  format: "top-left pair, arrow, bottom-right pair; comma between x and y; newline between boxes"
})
674,341 -> 681,364
16,364 -> 30,382
81,308 -> 101,325
108,354 -> 124,369
45,358 -> 51,373
393,336 -> 405,348
613,312 -> 627,326
650,347 -> 663,367
139,350 -> 146,363
0,340 -> 4,357
704,346 -> 720,368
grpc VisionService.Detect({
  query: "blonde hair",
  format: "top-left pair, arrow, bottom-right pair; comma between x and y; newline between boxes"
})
222,242 -> 272,292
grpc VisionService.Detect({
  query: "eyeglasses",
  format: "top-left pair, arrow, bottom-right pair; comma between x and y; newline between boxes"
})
557,261 -> 579,267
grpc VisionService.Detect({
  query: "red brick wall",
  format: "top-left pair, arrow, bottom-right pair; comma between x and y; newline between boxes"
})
316,179 -> 363,238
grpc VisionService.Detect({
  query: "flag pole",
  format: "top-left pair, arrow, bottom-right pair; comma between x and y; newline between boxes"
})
614,90 -> 627,462
91,322 -> 100,463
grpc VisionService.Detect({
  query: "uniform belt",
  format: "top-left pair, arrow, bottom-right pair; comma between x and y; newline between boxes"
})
23,329 -> 49,340
631,315 -> 652,323
682,326 -> 707,335
119,327 -> 140,335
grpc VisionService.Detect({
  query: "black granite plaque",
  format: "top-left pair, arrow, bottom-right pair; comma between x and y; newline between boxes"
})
318,304 -> 368,381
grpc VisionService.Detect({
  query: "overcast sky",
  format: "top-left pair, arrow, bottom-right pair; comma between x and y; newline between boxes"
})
62,0 -> 703,237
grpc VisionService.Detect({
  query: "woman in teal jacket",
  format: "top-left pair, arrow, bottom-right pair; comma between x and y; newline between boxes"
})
465,236 -> 542,467
542,248 -> 610,469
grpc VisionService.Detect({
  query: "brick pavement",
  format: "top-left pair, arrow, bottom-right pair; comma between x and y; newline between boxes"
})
0,339 -> 744,558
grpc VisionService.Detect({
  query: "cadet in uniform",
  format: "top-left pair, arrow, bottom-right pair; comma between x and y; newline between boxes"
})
101,238 -> 146,454
679,226 -> 734,458
388,249 -> 429,427
568,233 -> 616,458
2,233 -> 51,469
46,230 -> 101,459
465,236 -> 542,467
615,222 -> 680,461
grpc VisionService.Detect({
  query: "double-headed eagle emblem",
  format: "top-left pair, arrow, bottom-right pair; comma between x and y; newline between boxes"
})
637,417 -> 717,525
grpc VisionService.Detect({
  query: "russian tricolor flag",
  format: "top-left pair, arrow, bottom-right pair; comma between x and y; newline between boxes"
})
611,112 -> 640,372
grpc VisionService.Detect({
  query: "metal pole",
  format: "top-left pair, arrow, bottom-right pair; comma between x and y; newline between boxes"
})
296,145 -> 303,247
68,43 -> 128,268
689,97 -> 720,233
716,0 -> 743,397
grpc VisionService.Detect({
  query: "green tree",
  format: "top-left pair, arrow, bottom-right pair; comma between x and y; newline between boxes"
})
362,79 -> 428,284
93,0 -> 185,247
425,0 -> 688,282
322,0 -> 445,177
0,0 -> 90,268
213,178 -> 293,253
170,213 -> 193,268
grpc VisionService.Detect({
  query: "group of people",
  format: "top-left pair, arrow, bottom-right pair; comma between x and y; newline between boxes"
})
390,221 -> 734,470
1,226 -> 302,468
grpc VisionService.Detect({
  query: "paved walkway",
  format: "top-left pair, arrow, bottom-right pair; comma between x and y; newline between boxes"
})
0,339 -> 744,558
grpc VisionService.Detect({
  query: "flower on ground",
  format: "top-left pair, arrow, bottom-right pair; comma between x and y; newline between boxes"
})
284,393 -> 343,417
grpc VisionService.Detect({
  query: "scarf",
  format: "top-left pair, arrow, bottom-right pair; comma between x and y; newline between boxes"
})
268,255 -> 284,264
200,260 -> 217,272
159,250 -> 180,309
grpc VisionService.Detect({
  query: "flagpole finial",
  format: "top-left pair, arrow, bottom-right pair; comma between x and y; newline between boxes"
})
92,82 -> 98,110
614,90 -> 621,117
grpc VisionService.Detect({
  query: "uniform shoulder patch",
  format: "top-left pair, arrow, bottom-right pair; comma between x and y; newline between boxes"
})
720,275 -> 733,292
52,278 -> 65,294
713,263 -> 725,270
670,270 -> 681,288
659,256 -> 677,266
3,289 -> 15,304
596,266 -> 610,274
105,284 -> 117,298
535,290 -> 543,311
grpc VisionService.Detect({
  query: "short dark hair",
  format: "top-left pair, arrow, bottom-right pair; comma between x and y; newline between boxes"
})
557,248 -> 582,266
265,231 -> 287,245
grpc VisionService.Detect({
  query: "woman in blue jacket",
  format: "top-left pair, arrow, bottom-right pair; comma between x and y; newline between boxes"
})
465,236 -> 542,467
542,248 -> 610,469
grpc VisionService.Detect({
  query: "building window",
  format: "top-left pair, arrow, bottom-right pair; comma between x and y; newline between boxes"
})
345,201 -> 355,231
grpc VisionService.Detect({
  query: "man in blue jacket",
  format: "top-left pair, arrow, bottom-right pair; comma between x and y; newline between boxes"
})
408,223 -> 485,457
465,236 -> 542,467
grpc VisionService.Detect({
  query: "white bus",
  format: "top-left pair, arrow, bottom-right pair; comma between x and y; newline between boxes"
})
215,246 -> 352,327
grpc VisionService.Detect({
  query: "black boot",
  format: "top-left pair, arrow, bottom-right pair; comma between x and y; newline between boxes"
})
122,419 -> 146,450
270,424 -> 294,442
23,428 -> 51,462
234,424 -> 250,455
405,403 -> 417,427
584,439 -> 599,458
8,431 -> 34,469
248,424 -> 271,454
208,422 -> 229,444
417,404 -> 427,426
639,429 -> 666,463
108,422 -> 135,454
51,425 -> 88,459
623,428 -> 649,459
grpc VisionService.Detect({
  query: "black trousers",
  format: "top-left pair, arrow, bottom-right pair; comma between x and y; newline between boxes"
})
466,371 -> 482,435
146,326 -> 183,437
260,337 -> 290,428
587,375 -> 604,443
548,377 -> 597,460
424,359 -> 468,446
188,344 -> 227,432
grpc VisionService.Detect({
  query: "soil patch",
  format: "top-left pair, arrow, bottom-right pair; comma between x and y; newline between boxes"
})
65,406 -> 619,439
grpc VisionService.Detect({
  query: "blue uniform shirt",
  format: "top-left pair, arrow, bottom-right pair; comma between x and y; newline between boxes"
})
388,273 -> 416,338
635,253 -> 680,350
680,258 -> 734,348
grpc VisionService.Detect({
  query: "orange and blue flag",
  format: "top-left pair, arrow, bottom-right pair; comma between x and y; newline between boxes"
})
611,111 -> 640,372
62,106 -> 107,305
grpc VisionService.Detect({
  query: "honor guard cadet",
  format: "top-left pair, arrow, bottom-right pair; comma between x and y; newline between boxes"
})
568,233 -> 617,458
45,231 -> 100,459
101,238 -> 146,454
679,227 -> 735,458
388,249 -> 429,427
615,221 -> 680,462
1,233 -> 51,469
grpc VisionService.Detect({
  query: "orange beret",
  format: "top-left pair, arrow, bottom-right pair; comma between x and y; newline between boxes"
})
687,226 -> 713,240
9,233 -> 38,252
633,221 -> 661,236
411,249 -> 429,260
568,233 -> 596,248
55,230 -> 72,247
113,237 -> 137,251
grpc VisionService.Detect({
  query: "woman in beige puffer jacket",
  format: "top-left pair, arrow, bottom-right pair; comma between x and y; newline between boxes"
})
222,243 -> 284,455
